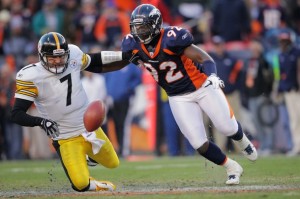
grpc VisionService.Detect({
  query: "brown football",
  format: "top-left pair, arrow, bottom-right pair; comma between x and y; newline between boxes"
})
83,100 -> 106,132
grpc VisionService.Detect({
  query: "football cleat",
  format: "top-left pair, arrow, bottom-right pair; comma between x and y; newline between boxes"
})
90,177 -> 116,191
225,160 -> 243,185
234,135 -> 258,161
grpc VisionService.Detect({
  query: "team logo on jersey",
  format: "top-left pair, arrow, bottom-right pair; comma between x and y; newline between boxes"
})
69,59 -> 77,68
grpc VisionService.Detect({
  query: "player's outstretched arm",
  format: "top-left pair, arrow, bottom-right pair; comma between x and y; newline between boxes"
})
101,60 -> 129,72
85,51 -> 138,73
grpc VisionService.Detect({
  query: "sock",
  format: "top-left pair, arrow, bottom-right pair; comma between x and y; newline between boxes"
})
229,121 -> 243,141
222,157 -> 234,168
89,179 -> 97,191
200,141 -> 226,165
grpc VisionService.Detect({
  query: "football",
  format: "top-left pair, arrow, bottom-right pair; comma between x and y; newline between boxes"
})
83,100 -> 106,132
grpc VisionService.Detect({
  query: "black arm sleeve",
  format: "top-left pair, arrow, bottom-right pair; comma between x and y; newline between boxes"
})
85,53 -> 103,73
10,98 -> 43,127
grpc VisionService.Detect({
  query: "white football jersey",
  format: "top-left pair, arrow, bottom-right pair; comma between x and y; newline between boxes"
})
15,44 -> 92,139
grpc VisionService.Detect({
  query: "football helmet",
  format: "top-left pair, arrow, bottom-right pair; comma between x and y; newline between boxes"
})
130,4 -> 162,44
38,32 -> 70,74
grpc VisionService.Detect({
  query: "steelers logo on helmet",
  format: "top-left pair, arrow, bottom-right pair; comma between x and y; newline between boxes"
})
38,32 -> 70,74
130,4 -> 162,44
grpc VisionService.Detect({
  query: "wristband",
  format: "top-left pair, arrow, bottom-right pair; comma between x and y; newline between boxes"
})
202,60 -> 217,76
101,51 -> 123,64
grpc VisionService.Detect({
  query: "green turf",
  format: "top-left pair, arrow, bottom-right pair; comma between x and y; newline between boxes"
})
0,155 -> 299,198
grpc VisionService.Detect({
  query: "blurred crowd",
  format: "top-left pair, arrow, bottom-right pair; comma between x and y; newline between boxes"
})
1,0 -> 300,160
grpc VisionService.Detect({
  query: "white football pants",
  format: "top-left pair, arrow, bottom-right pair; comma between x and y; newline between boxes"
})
168,85 -> 238,149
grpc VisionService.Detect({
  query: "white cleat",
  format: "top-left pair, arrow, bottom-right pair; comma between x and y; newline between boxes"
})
225,160 -> 243,185
90,177 -> 116,191
235,135 -> 258,161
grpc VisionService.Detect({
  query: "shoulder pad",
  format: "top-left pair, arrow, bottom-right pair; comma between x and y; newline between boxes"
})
163,27 -> 194,54
164,26 -> 194,48
16,63 -> 40,82
121,34 -> 137,52
69,44 -> 83,58
68,44 -> 90,69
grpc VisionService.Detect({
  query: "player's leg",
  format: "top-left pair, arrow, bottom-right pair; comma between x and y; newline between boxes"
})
201,87 -> 257,161
88,127 -> 119,169
168,94 -> 242,185
53,136 -> 91,192
53,136 -> 115,192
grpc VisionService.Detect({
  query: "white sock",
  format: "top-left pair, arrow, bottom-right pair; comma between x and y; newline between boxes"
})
223,157 -> 234,169
89,180 -> 97,191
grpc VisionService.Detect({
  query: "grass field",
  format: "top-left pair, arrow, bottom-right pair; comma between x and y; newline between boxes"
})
0,155 -> 300,199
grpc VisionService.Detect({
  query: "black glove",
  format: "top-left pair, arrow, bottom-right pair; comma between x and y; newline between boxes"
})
40,118 -> 60,139
122,51 -> 140,65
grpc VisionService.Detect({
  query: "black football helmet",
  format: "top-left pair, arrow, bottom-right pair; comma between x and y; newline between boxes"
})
130,4 -> 163,44
38,32 -> 70,74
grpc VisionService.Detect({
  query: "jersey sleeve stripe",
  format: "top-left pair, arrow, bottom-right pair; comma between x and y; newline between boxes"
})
16,81 -> 38,98
81,53 -> 90,70
16,79 -> 35,86
15,90 -> 38,98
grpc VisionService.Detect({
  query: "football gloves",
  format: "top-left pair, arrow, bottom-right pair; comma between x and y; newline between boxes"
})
204,73 -> 225,89
122,51 -> 141,65
40,118 -> 60,139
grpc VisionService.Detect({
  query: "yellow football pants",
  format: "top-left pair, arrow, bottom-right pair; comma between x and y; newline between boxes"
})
52,128 -> 119,191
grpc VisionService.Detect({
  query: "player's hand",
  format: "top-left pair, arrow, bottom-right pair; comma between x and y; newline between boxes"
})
204,74 -> 225,89
40,118 -> 60,139
122,51 -> 140,65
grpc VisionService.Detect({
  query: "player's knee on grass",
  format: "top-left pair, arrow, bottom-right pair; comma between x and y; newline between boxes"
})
71,177 -> 90,192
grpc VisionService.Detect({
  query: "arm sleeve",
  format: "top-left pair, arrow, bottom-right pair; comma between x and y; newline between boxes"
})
10,98 -> 43,127
85,53 -> 103,73
202,60 -> 217,76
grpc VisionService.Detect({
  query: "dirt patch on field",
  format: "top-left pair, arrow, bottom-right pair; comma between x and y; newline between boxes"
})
1,185 -> 299,198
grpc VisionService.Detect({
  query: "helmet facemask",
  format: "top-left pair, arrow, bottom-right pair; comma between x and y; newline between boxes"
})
131,21 -> 157,44
40,51 -> 70,74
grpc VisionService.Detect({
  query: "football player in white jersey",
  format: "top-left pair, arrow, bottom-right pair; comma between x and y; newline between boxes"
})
10,32 -> 132,192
